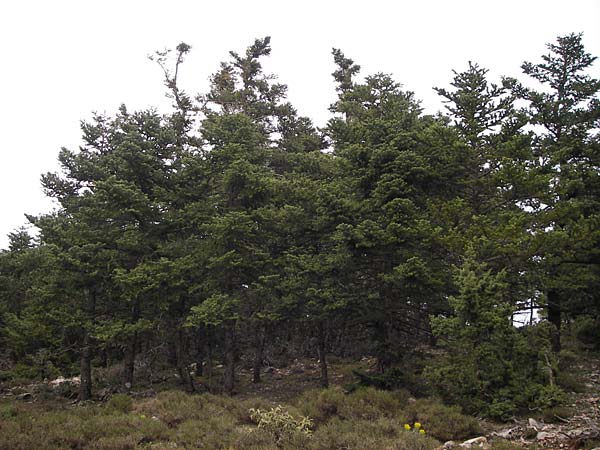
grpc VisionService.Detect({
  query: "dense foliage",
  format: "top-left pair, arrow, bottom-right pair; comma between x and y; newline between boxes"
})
1,33 -> 598,418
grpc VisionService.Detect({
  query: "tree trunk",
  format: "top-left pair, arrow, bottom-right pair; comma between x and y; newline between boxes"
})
252,324 -> 265,383
205,337 -> 213,391
124,300 -> 140,388
374,320 -> 391,373
317,321 -> 329,388
79,331 -> 92,401
79,288 -> 95,401
223,321 -> 236,395
195,329 -> 204,377
167,335 -> 178,367
124,331 -> 137,389
176,327 -> 195,392
548,289 -> 561,353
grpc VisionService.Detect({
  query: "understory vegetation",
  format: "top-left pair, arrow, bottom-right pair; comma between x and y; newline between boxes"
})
0,31 -> 598,448
0,384 -> 490,450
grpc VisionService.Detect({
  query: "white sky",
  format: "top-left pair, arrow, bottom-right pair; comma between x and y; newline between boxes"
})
1,0 -> 599,250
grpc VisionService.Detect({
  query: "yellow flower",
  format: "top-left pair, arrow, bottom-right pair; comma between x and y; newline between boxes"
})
419,429 -> 426,435
414,422 -> 421,429
404,424 -> 411,431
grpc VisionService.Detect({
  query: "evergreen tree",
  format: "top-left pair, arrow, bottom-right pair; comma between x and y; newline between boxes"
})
426,250 -> 561,419
509,33 -> 600,351
327,51 -> 452,371
434,61 -> 536,317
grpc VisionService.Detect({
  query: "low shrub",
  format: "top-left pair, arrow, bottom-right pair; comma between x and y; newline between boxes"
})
557,371 -> 586,393
534,384 -> 566,409
309,417 -> 439,450
343,387 -> 408,420
294,387 -> 345,424
295,386 -> 408,424
540,405 -> 573,423
557,349 -> 580,371
250,405 -> 312,446
487,399 -> 517,421
172,415 -> 240,449
403,398 -> 481,442
133,390 -> 205,427
234,397 -> 279,424
352,367 -> 431,397
0,403 -> 18,419
106,393 -> 133,413
573,316 -> 600,349
0,363 -> 39,382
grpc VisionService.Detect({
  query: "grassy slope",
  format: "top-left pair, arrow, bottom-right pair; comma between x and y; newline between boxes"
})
0,358 -> 481,450
7,351 -> 598,450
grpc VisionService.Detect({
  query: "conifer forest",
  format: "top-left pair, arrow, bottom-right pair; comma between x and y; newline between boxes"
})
0,33 -> 599,450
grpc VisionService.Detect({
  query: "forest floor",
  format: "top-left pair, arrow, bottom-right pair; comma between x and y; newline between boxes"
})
0,354 -> 599,449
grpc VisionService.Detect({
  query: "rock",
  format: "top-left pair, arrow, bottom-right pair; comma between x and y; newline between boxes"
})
49,376 -> 67,386
528,417 -> 543,430
536,431 -> 555,440
48,375 -> 80,387
463,437 -> 487,445
493,428 -> 516,439
442,441 -> 456,449
96,388 -> 111,401
567,428 -> 587,438
408,397 -> 417,404
16,392 -> 32,400
459,436 -> 487,448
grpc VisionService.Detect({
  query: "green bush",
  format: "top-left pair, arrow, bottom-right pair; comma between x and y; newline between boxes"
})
0,403 -> 18,419
557,349 -> 580,370
0,363 -> 39,381
535,384 -> 566,409
487,399 -> 517,421
106,394 -> 133,413
556,371 -> 586,393
573,316 -> 600,348
352,367 -> 431,397
540,405 -> 573,423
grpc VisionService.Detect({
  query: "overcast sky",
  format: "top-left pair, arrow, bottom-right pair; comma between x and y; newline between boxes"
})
0,0 -> 599,250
